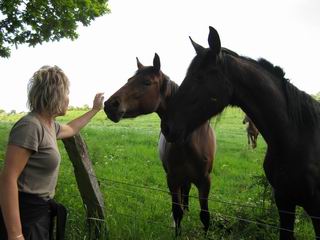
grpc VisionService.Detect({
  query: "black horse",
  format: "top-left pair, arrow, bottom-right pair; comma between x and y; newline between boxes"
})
162,26 -> 320,239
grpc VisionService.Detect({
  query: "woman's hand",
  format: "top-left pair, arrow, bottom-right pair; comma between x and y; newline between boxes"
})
57,92 -> 105,139
92,93 -> 105,111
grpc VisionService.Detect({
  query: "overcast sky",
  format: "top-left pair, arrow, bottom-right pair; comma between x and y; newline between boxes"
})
0,0 -> 319,112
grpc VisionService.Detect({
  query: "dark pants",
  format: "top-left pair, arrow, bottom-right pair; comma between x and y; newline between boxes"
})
0,192 -> 66,240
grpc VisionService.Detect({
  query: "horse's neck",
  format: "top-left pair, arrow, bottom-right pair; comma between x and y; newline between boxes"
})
227,57 -> 294,147
156,78 -> 179,120
157,78 -> 210,142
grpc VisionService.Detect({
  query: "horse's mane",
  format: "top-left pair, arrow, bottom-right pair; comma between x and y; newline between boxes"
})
257,58 -> 286,79
165,75 -> 179,96
256,58 -> 320,127
221,49 -> 320,127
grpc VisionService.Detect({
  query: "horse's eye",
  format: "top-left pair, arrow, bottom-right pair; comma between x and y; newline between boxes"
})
143,80 -> 152,86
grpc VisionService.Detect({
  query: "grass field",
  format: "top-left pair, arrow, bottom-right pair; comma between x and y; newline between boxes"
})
0,108 -> 314,239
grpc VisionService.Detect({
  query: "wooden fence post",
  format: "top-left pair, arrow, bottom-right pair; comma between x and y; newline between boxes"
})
62,133 -> 107,239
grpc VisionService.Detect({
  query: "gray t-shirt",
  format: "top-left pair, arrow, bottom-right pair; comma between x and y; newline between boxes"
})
8,112 -> 61,199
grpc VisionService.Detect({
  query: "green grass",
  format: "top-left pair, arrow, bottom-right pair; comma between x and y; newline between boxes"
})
0,108 -> 314,239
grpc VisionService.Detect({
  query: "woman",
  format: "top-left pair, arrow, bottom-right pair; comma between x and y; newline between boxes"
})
0,65 -> 104,240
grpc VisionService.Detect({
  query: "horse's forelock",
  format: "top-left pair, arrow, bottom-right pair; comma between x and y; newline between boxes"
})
135,66 -> 156,76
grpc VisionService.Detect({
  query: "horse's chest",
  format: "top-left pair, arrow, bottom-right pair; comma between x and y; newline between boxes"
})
265,152 -> 297,180
158,134 -> 210,181
264,149 -> 320,202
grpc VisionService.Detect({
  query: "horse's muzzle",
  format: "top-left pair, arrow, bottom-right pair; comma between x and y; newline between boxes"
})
104,99 -> 124,123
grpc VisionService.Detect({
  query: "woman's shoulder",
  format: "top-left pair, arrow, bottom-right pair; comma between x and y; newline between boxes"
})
9,112 -> 44,151
13,112 -> 41,129
19,112 -> 40,123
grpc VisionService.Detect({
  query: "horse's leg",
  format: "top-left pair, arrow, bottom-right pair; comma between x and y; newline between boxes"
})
252,135 -> 257,148
181,181 -> 191,211
249,134 -> 254,148
167,177 -> 183,236
247,132 -> 251,146
254,135 -> 258,148
304,200 -> 320,239
197,175 -> 211,233
274,190 -> 296,240
306,211 -> 320,239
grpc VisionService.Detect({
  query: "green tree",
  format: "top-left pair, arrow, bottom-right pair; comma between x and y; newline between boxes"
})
311,92 -> 320,101
0,0 -> 110,58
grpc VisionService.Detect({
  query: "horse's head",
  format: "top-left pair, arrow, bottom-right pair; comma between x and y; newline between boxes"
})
104,53 -> 168,122
162,26 -> 233,142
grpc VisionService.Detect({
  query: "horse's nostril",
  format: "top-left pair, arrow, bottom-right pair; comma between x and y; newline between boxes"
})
111,99 -> 120,108
104,98 -> 121,114
106,98 -> 120,110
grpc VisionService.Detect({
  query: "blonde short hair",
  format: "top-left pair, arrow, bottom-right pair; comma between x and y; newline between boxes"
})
27,65 -> 70,115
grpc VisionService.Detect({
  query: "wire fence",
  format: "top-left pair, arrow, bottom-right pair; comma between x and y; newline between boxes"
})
59,172 -> 315,240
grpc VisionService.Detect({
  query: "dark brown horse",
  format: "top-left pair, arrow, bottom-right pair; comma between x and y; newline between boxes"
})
243,114 -> 259,149
162,27 -> 320,239
103,54 -> 216,235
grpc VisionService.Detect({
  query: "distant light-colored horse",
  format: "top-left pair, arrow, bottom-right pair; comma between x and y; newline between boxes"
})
243,115 -> 259,149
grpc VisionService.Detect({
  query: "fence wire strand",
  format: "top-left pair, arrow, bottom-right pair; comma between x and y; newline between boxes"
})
59,172 -> 315,239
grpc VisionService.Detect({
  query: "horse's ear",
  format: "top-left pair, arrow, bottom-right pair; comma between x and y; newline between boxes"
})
189,36 -> 204,54
136,57 -> 144,69
153,53 -> 161,72
208,26 -> 221,55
